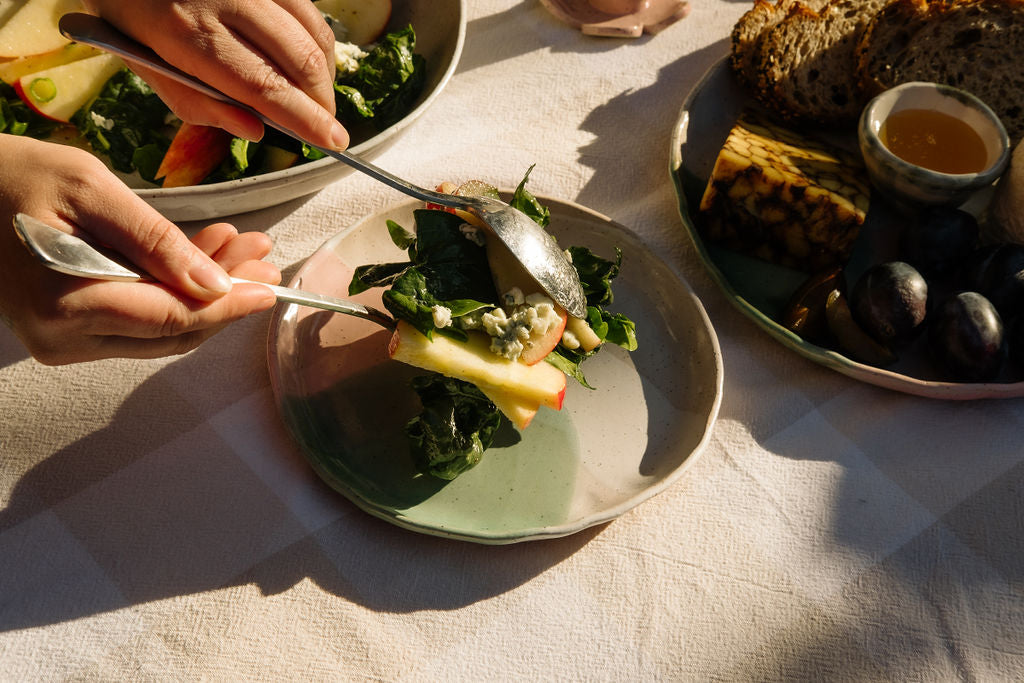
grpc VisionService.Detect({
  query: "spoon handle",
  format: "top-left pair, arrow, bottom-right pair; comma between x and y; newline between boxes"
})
13,213 -> 395,328
57,12 -> 457,209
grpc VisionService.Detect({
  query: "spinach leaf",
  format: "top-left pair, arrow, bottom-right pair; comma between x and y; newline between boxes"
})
349,209 -> 498,339
334,25 -> 426,130
509,164 -> 550,228
0,82 -> 57,138
405,374 -> 502,480
71,68 -> 172,182
547,246 -> 638,385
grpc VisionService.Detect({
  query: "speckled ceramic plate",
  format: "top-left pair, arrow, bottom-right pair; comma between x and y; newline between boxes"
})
670,56 -> 1024,399
266,196 -> 722,544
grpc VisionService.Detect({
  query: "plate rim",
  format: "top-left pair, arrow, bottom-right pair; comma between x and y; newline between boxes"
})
266,194 -> 724,544
669,54 -> 1024,400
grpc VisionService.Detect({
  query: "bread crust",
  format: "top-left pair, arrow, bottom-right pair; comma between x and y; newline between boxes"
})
856,0 -> 1024,144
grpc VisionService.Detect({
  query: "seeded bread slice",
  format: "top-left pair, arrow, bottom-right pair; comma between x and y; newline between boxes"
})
856,0 -> 1024,145
753,0 -> 890,126
730,0 -> 825,91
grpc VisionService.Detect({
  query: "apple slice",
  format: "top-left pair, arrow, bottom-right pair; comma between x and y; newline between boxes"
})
0,0 -> 23,28
388,321 -> 566,411
565,314 -> 602,352
0,42 -> 98,84
0,0 -> 83,58
315,0 -> 392,46
479,386 -> 539,430
14,51 -> 121,122
155,122 -> 233,188
258,145 -> 300,174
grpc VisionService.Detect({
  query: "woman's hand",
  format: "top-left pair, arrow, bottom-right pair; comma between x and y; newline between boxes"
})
82,0 -> 348,150
0,135 -> 281,365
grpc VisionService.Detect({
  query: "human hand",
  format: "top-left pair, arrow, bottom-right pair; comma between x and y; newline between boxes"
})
0,135 -> 281,365
81,0 -> 348,150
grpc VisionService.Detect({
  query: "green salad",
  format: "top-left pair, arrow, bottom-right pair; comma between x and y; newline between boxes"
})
349,169 -> 638,480
0,24 -> 425,186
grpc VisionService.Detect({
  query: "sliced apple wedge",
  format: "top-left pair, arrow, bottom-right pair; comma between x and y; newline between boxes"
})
0,0 -> 83,58
315,0 -> 391,45
388,321 -> 566,411
479,386 -> 539,430
565,314 -> 602,352
0,42 -> 98,84
0,0 -> 24,29
14,51 -> 121,122
155,122 -> 233,188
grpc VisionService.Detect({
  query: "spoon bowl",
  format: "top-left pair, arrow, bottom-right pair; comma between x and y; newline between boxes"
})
58,12 -> 587,318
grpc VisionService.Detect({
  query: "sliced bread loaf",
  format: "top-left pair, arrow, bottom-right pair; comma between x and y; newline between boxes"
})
730,0 -> 824,91
856,0 -> 1024,145
753,0 -> 890,126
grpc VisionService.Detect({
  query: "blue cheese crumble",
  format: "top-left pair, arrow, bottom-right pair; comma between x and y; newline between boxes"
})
334,41 -> 367,76
479,292 -> 562,362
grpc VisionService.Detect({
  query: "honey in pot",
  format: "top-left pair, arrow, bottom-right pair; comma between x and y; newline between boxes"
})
880,108 -> 989,175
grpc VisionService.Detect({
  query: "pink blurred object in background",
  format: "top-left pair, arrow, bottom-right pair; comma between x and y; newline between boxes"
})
540,0 -> 689,37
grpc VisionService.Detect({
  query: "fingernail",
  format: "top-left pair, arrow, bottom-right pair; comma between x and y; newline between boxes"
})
330,121 -> 350,150
190,261 -> 233,294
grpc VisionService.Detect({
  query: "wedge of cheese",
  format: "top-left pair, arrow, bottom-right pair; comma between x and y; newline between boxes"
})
697,109 -> 871,272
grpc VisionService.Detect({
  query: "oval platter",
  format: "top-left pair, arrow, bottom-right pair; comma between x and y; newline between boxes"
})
670,55 -> 1024,400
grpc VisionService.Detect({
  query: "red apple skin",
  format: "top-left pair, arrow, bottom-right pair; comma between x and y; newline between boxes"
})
518,306 -> 568,365
156,122 -> 232,188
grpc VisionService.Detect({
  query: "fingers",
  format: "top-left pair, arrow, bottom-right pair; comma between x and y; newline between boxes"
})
125,64 -> 266,142
102,0 -> 350,150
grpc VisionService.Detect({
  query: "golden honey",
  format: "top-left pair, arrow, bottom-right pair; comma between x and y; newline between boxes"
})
880,108 -> 989,174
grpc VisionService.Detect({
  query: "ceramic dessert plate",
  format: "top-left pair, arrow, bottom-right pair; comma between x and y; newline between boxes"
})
670,56 -> 1024,399
267,196 -> 723,544
539,0 -> 689,37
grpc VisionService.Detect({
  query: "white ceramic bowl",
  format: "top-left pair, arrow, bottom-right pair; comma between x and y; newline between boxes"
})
858,81 -> 1010,210
129,0 -> 465,221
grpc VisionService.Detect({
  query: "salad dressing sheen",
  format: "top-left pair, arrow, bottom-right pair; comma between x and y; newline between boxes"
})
880,108 -> 989,175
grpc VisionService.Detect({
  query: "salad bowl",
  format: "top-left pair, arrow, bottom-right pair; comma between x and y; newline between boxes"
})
124,0 -> 465,221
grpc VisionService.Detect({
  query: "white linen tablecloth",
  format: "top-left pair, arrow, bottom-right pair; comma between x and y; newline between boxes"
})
2,1 -> 1023,680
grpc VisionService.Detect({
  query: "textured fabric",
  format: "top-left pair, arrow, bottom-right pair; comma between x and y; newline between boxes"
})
2,1 -> 1023,680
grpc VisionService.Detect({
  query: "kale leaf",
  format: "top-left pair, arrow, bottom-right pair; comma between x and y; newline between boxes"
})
71,68 -> 172,182
405,374 -> 502,480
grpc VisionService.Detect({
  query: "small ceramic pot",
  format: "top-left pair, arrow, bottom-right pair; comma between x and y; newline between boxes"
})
858,81 -> 1010,210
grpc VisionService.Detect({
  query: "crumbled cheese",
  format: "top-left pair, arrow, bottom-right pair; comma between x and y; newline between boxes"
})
480,294 -> 561,361
502,287 -> 525,307
561,329 -> 580,350
334,41 -> 367,76
89,111 -> 115,131
431,305 -> 453,329
460,223 -> 486,247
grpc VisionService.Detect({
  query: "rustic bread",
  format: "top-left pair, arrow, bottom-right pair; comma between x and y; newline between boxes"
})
730,0 -> 824,92
856,0 -> 1024,145
753,0 -> 890,126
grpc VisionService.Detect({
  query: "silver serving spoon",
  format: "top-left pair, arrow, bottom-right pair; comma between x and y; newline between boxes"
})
13,213 -> 396,328
58,12 -> 587,319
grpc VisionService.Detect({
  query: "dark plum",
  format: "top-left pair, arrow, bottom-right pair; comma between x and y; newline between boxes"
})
958,243 -> 1024,319
824,290 -> 897,367
850,262 -> 928,345
928,291 -> 1007,381
900,208 -> 978,280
